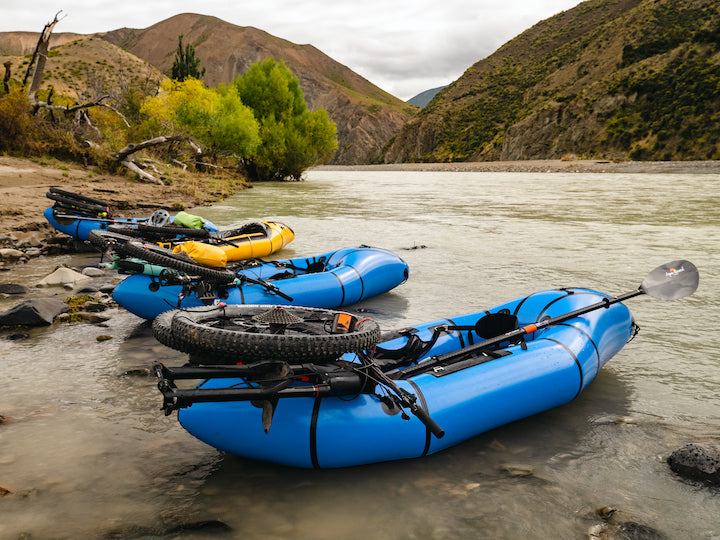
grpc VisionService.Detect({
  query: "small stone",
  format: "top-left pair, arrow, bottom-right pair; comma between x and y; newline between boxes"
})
497,463 -> 534,477
122,367 -> 151,377
5,333 -> 30,340
76,311 -> 111,324
0,283 -> 28,294
0,248 -> 24,260
83,301 -> 108,312
14,231 -> 44,247
81,266 -> 105,277
596,506 -> 618,520
74,285 -> 100,293
96,335 -> 113,342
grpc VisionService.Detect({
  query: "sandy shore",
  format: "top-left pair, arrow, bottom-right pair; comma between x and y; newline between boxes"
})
2,156 -> 719,236
0,156 -> 223,236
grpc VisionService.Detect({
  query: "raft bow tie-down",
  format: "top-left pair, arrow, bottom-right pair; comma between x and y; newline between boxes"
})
153,260 -> 698,468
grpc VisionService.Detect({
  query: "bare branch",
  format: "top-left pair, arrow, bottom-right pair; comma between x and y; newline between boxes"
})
34,95 -> 112,114
76,109 -> 102,139
186,139 -> 203,155
99,102 -> 131,127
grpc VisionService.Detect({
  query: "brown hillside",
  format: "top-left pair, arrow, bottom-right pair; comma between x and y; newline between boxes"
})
0,34 -> 165,102
0,31 -> 86,55
101,13 -> 416,164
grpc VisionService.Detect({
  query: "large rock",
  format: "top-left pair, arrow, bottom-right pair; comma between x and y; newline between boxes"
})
0,298 -> 68,326
667,443 -> 720,485
36,266 -> 92,288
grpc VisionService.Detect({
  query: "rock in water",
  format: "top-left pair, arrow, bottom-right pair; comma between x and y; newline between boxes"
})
81,267 -> 105,277
36,266 -> 92,287
0,283 -> 28,294
667,443 -> 720,485
0,298 -> 68,326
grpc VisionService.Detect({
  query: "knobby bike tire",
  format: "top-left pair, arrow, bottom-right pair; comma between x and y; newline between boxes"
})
88,229 -> 132,251
154,305 -> 381,364
48,187 -> 110,207
152,310 -> 236,363
47,192 -> 109,215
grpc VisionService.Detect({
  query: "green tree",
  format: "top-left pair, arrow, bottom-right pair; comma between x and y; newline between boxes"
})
233,58 -> 337,181
140,78 -> 259,158
170,34 -> 206,82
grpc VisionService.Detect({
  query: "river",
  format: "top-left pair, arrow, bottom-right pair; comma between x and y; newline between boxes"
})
1,169 -> 719,539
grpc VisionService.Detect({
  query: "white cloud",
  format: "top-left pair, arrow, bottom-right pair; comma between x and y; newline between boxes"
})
0,0 -> 579,100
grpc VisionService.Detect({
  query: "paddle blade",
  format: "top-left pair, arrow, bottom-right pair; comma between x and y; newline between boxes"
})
640,260 -> 699,300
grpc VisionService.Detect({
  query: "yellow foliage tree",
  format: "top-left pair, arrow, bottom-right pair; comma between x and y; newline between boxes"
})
140,78 -> 259,158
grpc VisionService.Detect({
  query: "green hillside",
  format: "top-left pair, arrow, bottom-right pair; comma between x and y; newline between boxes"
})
383,0 -> 720,162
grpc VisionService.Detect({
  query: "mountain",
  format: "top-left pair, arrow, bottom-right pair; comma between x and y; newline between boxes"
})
407,86 -> 446,108
0,13 -> 416,165
99,13 -> 416,164
383,0 -> 720,163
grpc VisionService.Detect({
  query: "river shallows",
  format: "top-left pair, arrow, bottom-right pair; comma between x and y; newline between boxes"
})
1,170 -> 719,539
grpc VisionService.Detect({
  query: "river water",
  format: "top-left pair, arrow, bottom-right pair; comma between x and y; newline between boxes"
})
1,169 -> 719,539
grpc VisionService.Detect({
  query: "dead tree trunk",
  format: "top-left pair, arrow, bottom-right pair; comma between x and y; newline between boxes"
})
3,62 -> 11,94
24,11 -> 63,99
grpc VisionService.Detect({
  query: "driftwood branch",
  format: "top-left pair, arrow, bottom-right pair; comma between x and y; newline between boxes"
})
112,135 -> 189,161
112,135 -> 205,185
120,159 -> 164,185
76,109 -> 102,139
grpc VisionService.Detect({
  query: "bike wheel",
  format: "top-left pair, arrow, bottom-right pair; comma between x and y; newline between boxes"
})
153,305 -> 381,364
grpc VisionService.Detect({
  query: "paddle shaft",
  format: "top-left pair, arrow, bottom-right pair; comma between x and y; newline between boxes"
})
54,213 -> 126,223
430,288 -> 644,365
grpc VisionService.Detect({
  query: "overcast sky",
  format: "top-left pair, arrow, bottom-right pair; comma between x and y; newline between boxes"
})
1,0 -> 580,100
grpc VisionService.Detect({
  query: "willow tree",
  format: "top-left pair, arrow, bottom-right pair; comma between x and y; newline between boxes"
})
233,58 -> 337,181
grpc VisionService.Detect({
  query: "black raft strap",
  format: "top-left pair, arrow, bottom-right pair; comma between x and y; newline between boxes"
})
373,310 -> 524,370
372,326 -> 451,370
